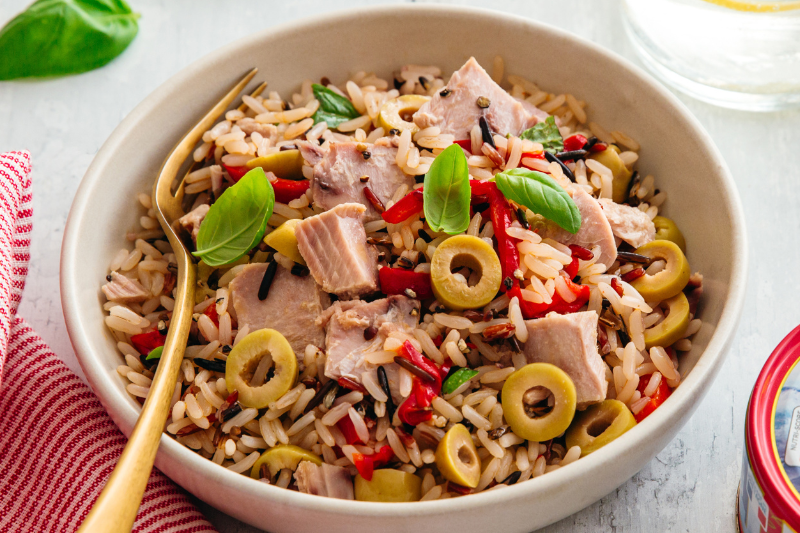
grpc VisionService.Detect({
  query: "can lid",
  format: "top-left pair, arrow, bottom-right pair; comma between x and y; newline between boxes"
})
747,323 -> 800,527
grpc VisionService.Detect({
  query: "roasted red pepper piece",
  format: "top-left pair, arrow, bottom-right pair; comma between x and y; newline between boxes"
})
568,244 -> 594,261
486,183 -> 519,290
634,374 -> 672,423
222,162 -> 249,181
454,139 -> 473,153
378,267 -> 433,299
203,302 -> 219,327
563,134 -> 588,152
337,415 -> 363,445
397,341 -> 445,426
130,329 -> 166,355
381,188 -> 424,223
271,178 -> 310,204
589,142 -> 607,152
510,277 -> 591,320
399,341 -> 442,390
563,257 -> 580,279
398,388 -> 434,426
352,445 -> 395,481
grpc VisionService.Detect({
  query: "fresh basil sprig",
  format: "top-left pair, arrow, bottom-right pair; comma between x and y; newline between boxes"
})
311,83 -> 361,129
442,368 -> 479,395
0,0 -> 139,80
423,144 -> 471,235
520,116 -> 563,154
495,168 -> 581,234
194,167 -> 274,267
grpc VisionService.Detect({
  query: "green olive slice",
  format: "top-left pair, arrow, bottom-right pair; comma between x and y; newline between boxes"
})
226,328 -> 297,409
652,216 -> 686,252
430,235 -> 502,310
377,95 -> 431,135
565,400 -> 636,456
249,444 -> 321,479
435,424 -> 481,488
246,149 -> 304,180
501,363 -> 577,442
630,240 -> 691,302
588,145 -> 632,203
354,469 -> 422,502
644,292 -> 691,349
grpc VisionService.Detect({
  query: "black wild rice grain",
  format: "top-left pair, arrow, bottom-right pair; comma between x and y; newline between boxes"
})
397,256 -> 414,269
105,274 -> 112,282
501,471 -> 522,486
222,345 -> 232,354
207,269 -> 221,291
393,356 -> 436,383
320,76 -> 331,86
157,320 -> 168,335
258,261 -> 279,301
516,207 -> 529,229
389,128 -> 400,136
221,402 -> 242,422
305,379 -> 337,413
584,136 -> 599,151
479,116 -> 495,148
556,150 -> 588,161
489,425 -> 510,439
362,151 -> 371,160
439,88 -> 451,97
364,326 -> 378,340
418,76 -> 430,90
616,251 -> 650,264
279,144 -> 297,151
418,229 -> 432,243
195,358 -> 227,373
503,277 -> 514,291
363,186 -> 385,213
360,175 -> 370,182
618,328 -> 631,346
544,151 -> 576,182
291,264 -> 310,277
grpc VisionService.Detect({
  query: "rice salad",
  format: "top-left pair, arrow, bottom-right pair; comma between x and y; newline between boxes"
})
102,57 -> 703,502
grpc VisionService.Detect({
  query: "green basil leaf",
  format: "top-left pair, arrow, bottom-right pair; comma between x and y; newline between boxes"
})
495,168 -> 581,234
146,346 -> 163,361
311,83 -> 360,129
193,167 -> 274,267
519,116 -> 563,154
442,368 -> 479,395
423,144 -> 471,235
0,0 -> 140,80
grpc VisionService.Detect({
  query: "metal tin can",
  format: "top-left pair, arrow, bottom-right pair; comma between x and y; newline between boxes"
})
740,324 -> 800,533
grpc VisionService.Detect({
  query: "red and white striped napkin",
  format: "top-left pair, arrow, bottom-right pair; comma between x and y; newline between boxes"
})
0,151 -> 218,533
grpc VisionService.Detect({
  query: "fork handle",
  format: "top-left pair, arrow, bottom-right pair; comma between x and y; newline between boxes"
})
77,260 -> 196,533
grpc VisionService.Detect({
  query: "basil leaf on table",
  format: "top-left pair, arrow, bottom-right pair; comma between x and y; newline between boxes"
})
423,144 -> 471,235
520,116 -> 563,154
0,0 -> 140,80
193,167 -> 275,267
495,168 -> 581,234
311,83 -> 360,129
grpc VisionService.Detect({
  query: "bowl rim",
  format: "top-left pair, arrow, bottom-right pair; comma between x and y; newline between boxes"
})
60,2 -> 747,518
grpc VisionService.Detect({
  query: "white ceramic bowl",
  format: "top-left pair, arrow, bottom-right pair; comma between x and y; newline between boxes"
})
61,5 -> 747,532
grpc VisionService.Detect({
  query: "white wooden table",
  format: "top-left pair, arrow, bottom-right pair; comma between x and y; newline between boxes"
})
1,0 -> 795,530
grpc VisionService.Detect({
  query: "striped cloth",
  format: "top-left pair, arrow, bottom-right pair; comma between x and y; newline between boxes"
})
0,151 -> 218,532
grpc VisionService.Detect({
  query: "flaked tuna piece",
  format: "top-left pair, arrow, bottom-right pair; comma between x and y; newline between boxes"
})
523,311 -> 607,408
518,98 -> 551,129
413,57 -> 540,139
296,139 -> 326,167
102,271 -> 150,303
597,198 -> 655,249
295,461 -> 354,500
310,142 -> 415,221
295,203 -> 379,299
236,118 -> 278,141
532,187 -> 617,270
229,263 -> 330,356
321,296 -> 420,402
178,203 -> 209,242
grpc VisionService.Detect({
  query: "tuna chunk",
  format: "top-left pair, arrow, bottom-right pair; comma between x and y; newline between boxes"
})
178,203 -> 209,242
295,203 -> 379,299
523,311 -> 606,407
295,461 -> 354,500
310,142 -> 415,221
297,139 -> 326,167
598,198 -> 655,249
229,263 -> 330,356
102,271 -> 149,303
320,296 -> 420,401
533,187 -> 617,270
413,57 -> 540,139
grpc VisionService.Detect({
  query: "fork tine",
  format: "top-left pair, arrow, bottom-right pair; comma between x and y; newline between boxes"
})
172,80 -> 270,212
154,68 -> 258,223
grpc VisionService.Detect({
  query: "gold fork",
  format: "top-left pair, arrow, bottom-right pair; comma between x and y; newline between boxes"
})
78,68 -> 261,533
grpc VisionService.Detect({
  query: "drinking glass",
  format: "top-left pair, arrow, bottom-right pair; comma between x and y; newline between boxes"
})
622,0 -> 800,111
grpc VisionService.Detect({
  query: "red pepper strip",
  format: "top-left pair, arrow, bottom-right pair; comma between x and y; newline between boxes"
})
563,257 -> 580,279
568,244 -> 594,261
563,134 -> 588,152
354,446 -> 394,481
337,415 -> 363,445
382,188 -> 424,223
271,178 -> 310,204
130,329 -> 166,356
634,373 -> 672,423
222,163 -> 249,181
398,386 -> 434,426
378,267 -> 432,299
337,376 -> 366,393
397,341 -> 445,426
589,142 -> 607,153
454,139 -> 472,153
203,302 -> 219,327
399,341 -> 442,390
485,183 -> 519,290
